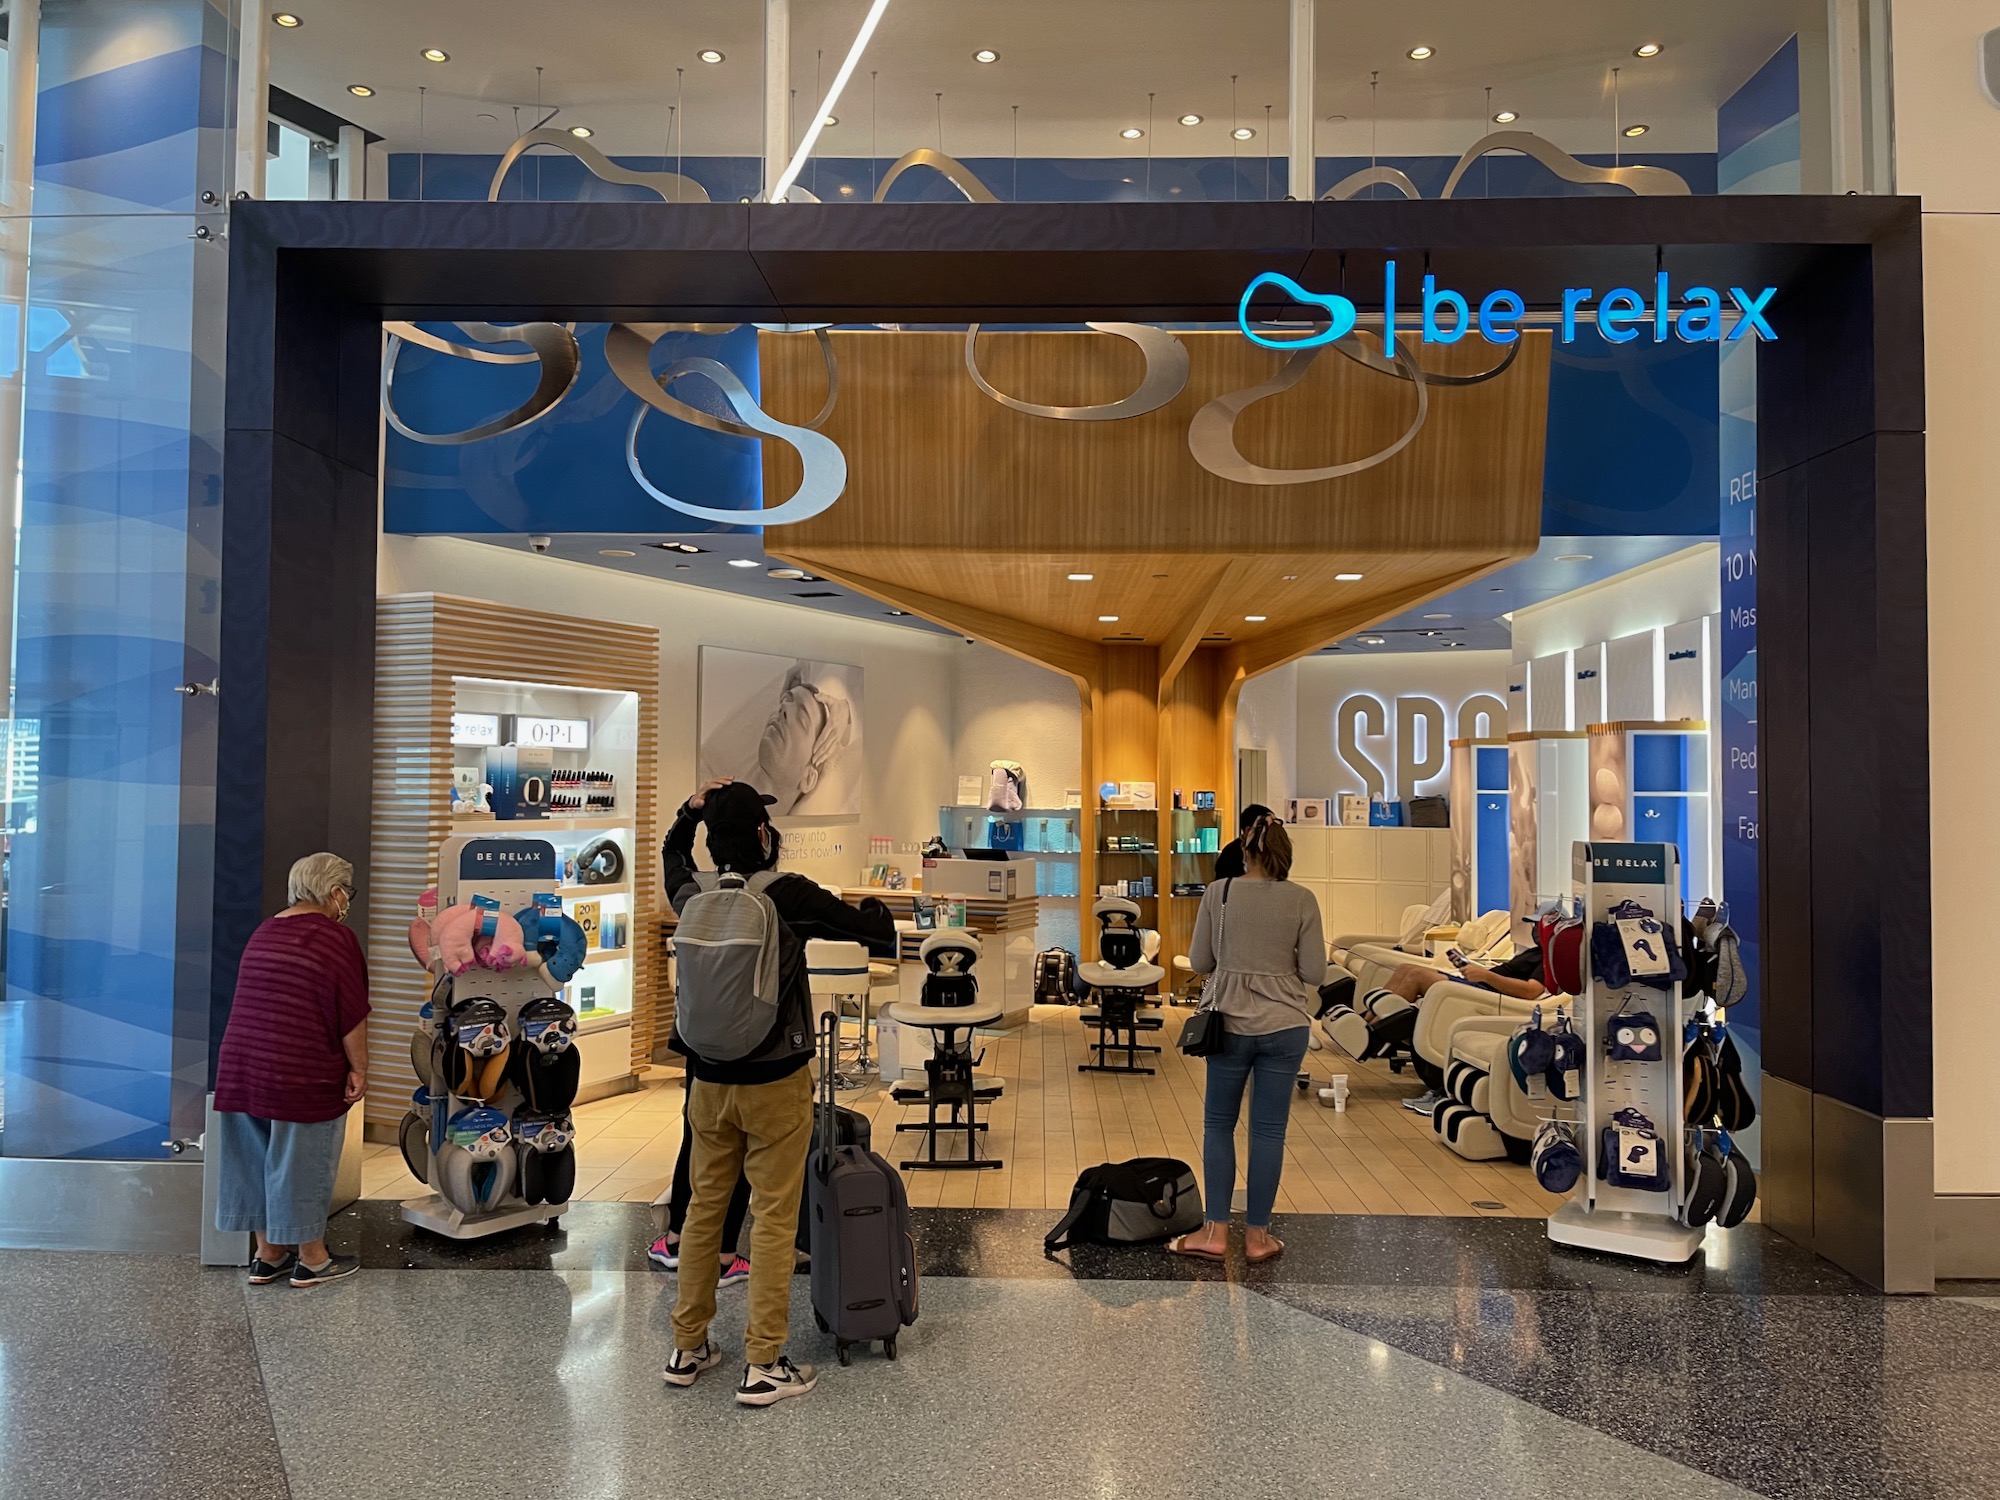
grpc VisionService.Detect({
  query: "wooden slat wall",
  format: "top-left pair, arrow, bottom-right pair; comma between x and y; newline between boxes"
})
364,593 -> 661,1130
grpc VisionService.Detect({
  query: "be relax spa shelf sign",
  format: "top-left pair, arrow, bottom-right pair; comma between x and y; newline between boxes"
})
1239,267 -> 1778,349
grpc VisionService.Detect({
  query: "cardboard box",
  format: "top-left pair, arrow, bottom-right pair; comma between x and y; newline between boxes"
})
1285,797 -> 1328,827
1338,794 -> 1370,827
921,857 -> 1027,898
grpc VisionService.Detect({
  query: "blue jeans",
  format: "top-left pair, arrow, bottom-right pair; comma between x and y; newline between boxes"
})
1202,1026 -> 1311,1230
213,1110 -> 347,1245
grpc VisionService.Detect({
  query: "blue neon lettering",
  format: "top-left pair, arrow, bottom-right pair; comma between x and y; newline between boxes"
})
1561,287 -> 1591,343
1422,275 -> 1469,344
1477,289 -> 1523,345
1727,286 -> 1777,341
1236,271 -> 1358,349
1231,263 -> 1778,349
1598,288 -> 1645,343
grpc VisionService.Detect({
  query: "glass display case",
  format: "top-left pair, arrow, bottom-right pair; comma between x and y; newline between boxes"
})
937,805 -> 1082,898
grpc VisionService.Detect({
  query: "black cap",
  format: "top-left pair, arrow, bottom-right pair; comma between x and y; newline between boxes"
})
701,781 -> 778,831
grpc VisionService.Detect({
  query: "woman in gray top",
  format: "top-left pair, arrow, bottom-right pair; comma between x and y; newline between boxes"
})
1170,815 -> 1325,1265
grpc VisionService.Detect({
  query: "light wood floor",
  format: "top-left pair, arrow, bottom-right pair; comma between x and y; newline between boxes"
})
360,1006 -> 1570,1220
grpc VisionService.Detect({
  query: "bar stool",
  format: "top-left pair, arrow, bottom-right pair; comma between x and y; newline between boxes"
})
806,939 -> 873,1089
882,931 -> 1004,1171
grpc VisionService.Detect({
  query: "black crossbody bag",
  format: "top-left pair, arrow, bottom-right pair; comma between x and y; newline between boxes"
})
1177,878 -> 1232,1057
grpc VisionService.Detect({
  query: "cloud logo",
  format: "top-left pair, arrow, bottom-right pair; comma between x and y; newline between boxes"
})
1238,271 -> 1359,349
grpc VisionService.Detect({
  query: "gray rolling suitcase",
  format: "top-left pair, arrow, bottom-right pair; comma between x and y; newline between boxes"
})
807,1014 -> 918,1364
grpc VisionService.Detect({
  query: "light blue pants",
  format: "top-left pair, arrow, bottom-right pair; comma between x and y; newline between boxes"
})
213,1110 -> 346,1245
1203,1026 -> 1311,1229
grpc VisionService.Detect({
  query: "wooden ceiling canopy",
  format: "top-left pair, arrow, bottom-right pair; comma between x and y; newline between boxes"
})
764,328 -> 1551,682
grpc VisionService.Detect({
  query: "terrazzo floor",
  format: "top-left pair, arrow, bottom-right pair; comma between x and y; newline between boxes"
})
2,1206 -> 1993,1500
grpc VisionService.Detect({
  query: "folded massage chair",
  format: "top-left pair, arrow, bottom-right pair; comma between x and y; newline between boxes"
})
1077,896 -> 1167,1074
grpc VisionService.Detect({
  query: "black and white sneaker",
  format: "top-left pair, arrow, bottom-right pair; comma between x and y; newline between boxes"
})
736,1355 -> 817,1407
288,1254 -> 359,1288
663,1340 -> 723,1387
248,1253 -> 297,1285
1401,1089 -> 1445,1116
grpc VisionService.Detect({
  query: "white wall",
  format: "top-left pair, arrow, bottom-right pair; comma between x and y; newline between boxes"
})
1295,651 -> 1512,800
948,644 -> 1080,811
1892,0 -> 2000,1191
379,536 -> 959,891
1509,545 -> 1721,663
1236,661 -> 1299,808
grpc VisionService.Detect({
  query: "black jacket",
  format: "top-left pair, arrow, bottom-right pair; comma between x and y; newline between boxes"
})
1213,838 -> 1246,882
662,808 -> 897,1085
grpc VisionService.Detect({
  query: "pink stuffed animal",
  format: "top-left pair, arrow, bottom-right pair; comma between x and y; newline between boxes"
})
433,901 -> 527,974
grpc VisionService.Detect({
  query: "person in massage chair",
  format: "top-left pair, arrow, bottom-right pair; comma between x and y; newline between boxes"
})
1378,948 -> 1547,1116
658,778 -> 894,1406
1210,803 -> 1276,882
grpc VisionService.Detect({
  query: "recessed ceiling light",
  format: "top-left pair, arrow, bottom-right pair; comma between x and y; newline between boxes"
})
1244,615 -> 1267,623
569,125 -> 594,138
886,608 -> 909,615
653,540 -> 707,554
1623,123 -> 1649,138
698,48 -> 725,64
1067,572 -> 1094,581
1232,126 -> 1256,140
1635,42 -> 1662,58
1335,572 -> 1364,582
273,12 -> 302,27
1178,113 -> 1203,127
1408,45 -> 1434,60
837,183 -> 855,196
973,48 -> 999,64
1281,574 -> 1298,581
1098,615 -> 1120,623
1423,613 -> 1451,620
421,48 -> 450,64
1120,127 -> 1144,140
347,84 -> 375,97
598,548 -> 636,557
768,567 -> 808,580
1419,630 -> 1442,637
1360,636 -> 1386,646
726,558 -> 759,569
822,114 -> 839,127
1493,110 -> 1518,124
1554,552 -> 1593,562
674,563 -> 691,569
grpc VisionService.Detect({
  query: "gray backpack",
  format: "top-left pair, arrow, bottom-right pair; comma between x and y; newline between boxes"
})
673,871 -> 793,1063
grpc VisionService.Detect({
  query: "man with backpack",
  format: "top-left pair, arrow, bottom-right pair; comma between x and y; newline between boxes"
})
661,778 -> 894,1406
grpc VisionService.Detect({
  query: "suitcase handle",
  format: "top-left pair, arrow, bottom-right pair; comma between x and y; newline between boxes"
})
816,1010 -> 839,1174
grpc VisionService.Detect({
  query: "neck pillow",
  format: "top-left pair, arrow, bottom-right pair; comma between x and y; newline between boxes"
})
1509,1013 -> 1557,1092
1683,1131 -> 1730,1227
508,1039 -> 582,1114
1714,1027 -> 1758,1132
517,996 -> 578,1055
516,906 -> 590,985
436,1105 -> 517,1214
1545,1025 -> 1588,1100
1717,1139 -> 1758,1228
513,1111 -> 577,1206
1531,1121 -> 1582,1194
434,900 -> 528,974
398,1089 -> 434,1184
1605,1008 -> 1664,1063
575,836 -> 626,886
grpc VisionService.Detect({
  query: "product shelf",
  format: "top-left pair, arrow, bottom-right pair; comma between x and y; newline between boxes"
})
453,813 -> 631,831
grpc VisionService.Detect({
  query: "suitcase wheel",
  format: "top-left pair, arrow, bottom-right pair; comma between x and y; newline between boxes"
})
884,1337 -> 898,1361
836,1341 -> 852,1368
815,1311 -> 829,1334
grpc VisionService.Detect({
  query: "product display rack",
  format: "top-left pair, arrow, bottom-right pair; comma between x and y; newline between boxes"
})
1545,840 -> 1704,1264
937,804 -> 1082,899
1094,806 -> 1159,909
401,834 -> 573,1242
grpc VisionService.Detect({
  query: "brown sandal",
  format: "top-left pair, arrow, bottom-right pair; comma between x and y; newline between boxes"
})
1168,1232 -> 1229,1262
1244,1237 -> 1285,1265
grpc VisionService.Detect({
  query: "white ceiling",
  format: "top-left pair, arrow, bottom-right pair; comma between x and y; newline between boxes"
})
272,0 -> 1814,162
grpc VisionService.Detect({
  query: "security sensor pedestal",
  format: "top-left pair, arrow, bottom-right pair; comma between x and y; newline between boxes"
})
1545,840 -> 1703,1265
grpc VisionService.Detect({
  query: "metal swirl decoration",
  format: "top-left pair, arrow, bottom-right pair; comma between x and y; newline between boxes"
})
1321,165 -> 1423,201
1187,336 -> 1430,486
381,321 -> 582,445
873,148 -> 1000,204
1327,319 -> 1520,387
1440,130 -> 1689,198
608,326 -> 845,526
964,322 -> 1189,420
606,323 -> 839,435
488,128 -> 712,203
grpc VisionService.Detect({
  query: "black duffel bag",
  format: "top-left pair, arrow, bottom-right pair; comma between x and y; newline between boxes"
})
1044,1157 -> 1202,1253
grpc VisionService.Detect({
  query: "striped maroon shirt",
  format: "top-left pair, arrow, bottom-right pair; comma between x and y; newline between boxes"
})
214,913 -> 372,1123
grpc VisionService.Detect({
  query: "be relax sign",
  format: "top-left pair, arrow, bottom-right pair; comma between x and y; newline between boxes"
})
1239,265 -> 1777,350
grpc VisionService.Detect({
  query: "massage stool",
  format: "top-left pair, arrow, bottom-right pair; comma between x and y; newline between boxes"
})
1077,897 -> 1167,1075
884,930 -> 1005,1170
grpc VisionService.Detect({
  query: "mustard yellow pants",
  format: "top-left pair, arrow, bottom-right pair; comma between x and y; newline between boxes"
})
670,1069 -> 813,1366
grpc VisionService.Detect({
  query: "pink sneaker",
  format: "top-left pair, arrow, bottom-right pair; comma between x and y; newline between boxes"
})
646,1236 -> 680,1271
717,1255 -> 751,1288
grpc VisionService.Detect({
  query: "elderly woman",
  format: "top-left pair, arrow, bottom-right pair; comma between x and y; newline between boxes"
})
213,852 -> 370,1287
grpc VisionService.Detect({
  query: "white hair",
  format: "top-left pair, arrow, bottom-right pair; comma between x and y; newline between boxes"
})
287,852 -> 354,907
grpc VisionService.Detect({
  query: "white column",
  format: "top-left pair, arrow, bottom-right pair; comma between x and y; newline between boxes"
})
233,0 -> 269,198
1287,0 -> 1315,199
336,123 -> 365,200
763,0 -> 791,200
1827,0 -> 1865,193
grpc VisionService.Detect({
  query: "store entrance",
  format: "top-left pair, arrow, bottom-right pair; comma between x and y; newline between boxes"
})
228,194 -> 1932,1287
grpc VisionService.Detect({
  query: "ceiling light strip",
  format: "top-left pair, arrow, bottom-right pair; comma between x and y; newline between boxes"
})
771,0 -> 893,203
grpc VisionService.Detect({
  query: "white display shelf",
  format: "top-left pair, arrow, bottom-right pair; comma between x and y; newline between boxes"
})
583,948 -> 631,966
576,1010 -> 631,1036
555,883 -> 629,900
452,812 -> 631,831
